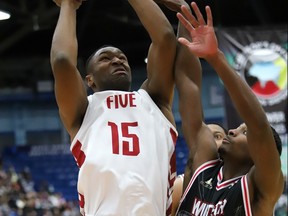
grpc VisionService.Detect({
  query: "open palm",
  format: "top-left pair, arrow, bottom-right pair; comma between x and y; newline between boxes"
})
177,2 -> 218,58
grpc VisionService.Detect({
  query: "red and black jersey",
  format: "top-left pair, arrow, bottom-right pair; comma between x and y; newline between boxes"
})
176,159 -> 252,216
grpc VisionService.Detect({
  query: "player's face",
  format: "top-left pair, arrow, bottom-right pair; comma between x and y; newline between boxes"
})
208,124 -> 226,149
219,124 -> 253,164
88,46 -> 132,92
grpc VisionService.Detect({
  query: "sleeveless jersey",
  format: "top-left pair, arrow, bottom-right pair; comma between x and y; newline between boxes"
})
70,89 -> 178,216
176,159 -> 252,216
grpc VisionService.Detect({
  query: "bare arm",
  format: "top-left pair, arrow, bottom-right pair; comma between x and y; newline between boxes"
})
171,174 -> 183,216
176,65 -> 218,185
50,0 -> 88,140
207,51 -> 284,208
128,0 -> 176,124
154,1 -> 219,211
161,1 -> 218,185
178,2 -> 284,211
155,0 -> 202,87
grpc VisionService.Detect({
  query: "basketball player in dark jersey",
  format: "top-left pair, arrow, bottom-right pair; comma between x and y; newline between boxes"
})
171,123 -> 227,216
155,1 -> 284,215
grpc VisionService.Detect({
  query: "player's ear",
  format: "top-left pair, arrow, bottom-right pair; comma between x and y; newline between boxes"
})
85,74 -> 97,90
86,74 -> 93,87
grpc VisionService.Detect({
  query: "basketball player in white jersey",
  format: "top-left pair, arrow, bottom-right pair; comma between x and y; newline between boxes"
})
50,0 -> 177,215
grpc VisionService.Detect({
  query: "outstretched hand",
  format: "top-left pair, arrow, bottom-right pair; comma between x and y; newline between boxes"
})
53,0 -> 84,9
154,0 -> 189,13
177,2 -> 218,59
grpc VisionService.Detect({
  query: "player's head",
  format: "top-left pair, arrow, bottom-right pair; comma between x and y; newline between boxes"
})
218,123 -> 282,165
207,123 -> 227,149
85,45 -> 132,92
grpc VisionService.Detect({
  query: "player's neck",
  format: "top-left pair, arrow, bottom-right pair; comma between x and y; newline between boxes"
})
222,161 -> 251,181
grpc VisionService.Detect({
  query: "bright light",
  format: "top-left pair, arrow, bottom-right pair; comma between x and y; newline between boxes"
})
0,10 -> 11,21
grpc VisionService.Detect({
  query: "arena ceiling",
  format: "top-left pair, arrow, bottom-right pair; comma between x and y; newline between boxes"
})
0,0 -> 286,88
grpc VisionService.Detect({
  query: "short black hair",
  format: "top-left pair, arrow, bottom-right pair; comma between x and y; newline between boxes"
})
207,122 -> 228,135
85,44 -> 116,74
270,126 -> 282,156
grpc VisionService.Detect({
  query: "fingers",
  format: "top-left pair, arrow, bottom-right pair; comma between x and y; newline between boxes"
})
178,2 -> 214,28
177,12 -> 194,33
179,5 -> 199,28
178,37 -> 191,47
190,2 -> 206,26
205,6 -> 213,27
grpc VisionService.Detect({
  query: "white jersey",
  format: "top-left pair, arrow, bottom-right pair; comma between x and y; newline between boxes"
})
71,89 -> 178,216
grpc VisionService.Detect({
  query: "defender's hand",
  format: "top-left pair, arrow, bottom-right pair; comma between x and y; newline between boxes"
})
177,2 -> 218,59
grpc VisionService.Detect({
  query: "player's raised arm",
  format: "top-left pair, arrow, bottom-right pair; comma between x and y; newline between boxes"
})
178,2 -> 284,214
174,1 -> 219,188
128,0 -> 177,124
50,0 -> 88,140
205,50 -> 284,213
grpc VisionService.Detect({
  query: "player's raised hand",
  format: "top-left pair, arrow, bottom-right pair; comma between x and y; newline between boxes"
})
177,2 -> 218,59
53,0 -> 84,9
